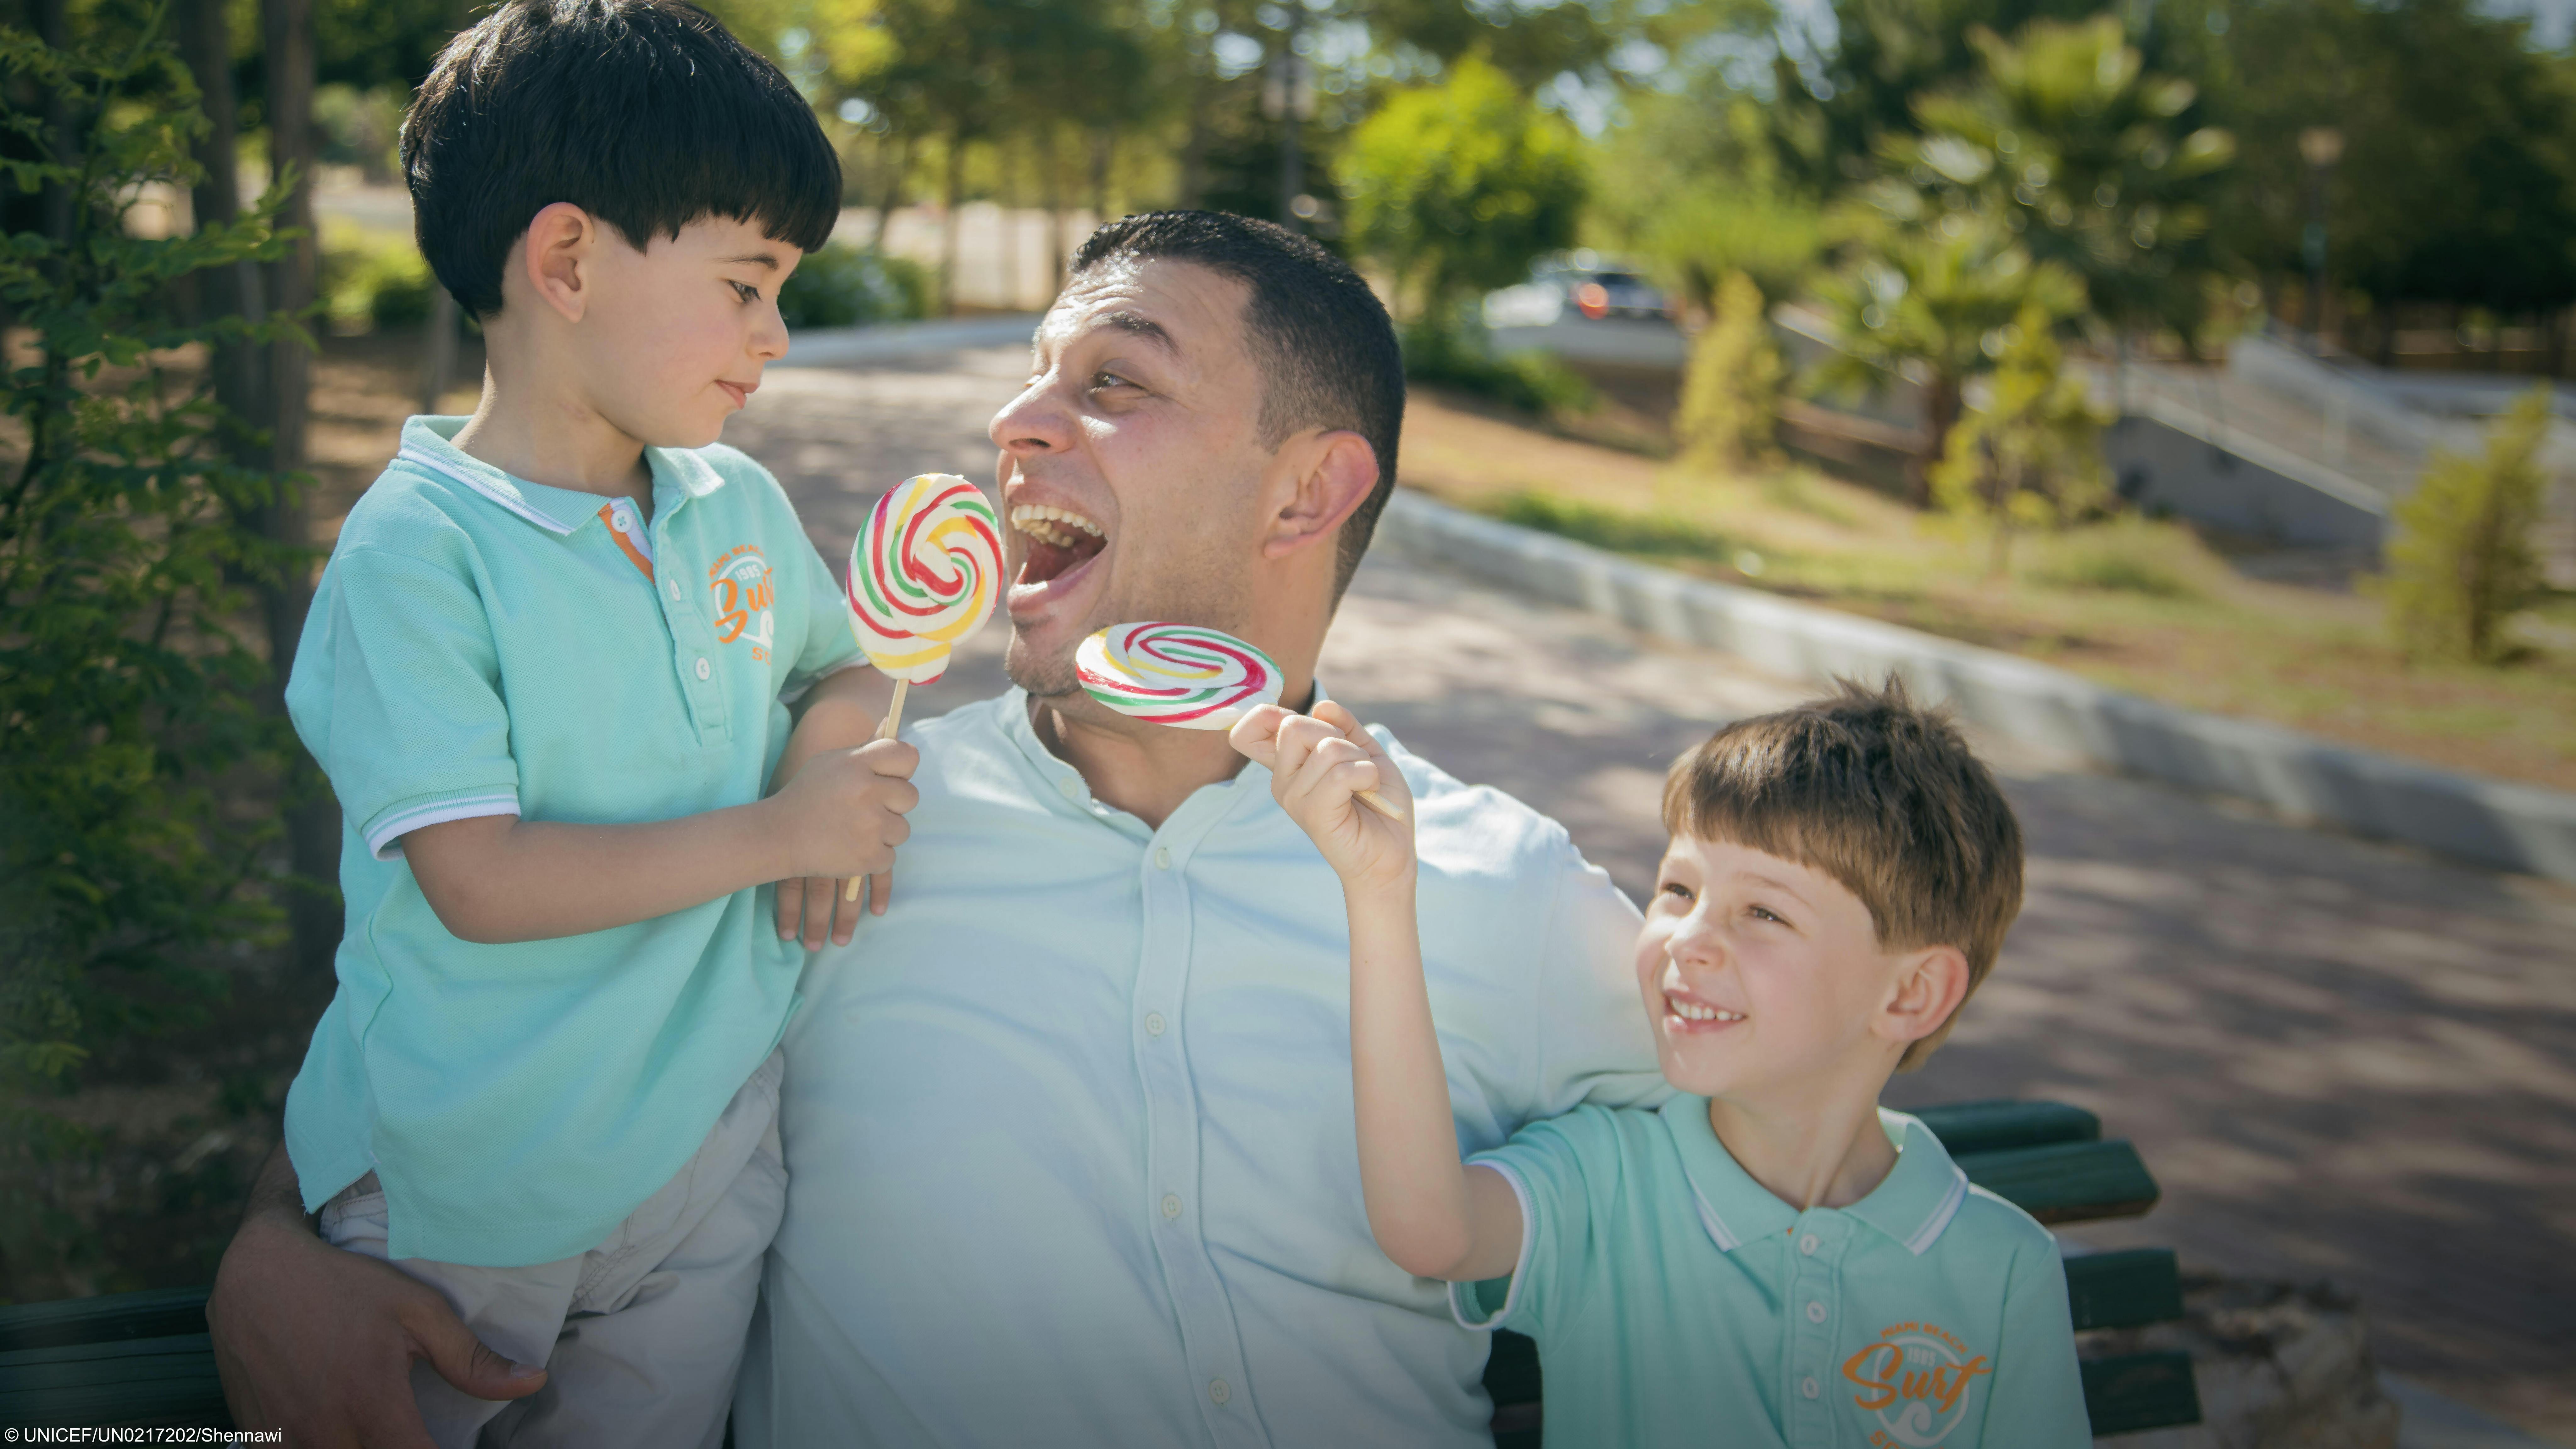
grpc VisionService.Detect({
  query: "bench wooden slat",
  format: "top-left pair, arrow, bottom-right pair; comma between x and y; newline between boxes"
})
1953,1139 -> 2161,1224
1912,1099 -> 2101,1156
0,1334 -> 233,1429
0,1285 -> 210,1353
2081,1350 -> 2202,1436
2066,1248 -> 2185,1332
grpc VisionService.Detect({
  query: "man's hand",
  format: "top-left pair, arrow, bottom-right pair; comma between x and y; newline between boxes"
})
1230,700 -> 1416,895
209,1147 -> 544,1447
770,670 -> 891,947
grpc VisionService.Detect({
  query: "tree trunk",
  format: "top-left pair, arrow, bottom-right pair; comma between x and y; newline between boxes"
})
260,0 -> 339,982
870,137 -> 908,252
1913,374 -> 1961,509
940,132 -> 963,315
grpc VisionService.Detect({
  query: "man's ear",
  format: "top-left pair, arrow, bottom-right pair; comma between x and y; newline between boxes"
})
1260,429 -> 1380,562
1875,945 -> 1971,1051
518,201 -> 598,324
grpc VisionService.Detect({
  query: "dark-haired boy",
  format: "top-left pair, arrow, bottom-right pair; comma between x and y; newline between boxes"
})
275,3 -> 906,1442
1235,682 -> 2092,1447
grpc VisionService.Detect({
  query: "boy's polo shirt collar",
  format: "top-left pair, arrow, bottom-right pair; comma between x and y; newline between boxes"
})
392,417 -> 729,538
1661,1097 -> 1971,1257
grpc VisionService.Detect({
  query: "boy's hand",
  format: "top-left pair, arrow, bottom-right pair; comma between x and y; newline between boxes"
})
1231,699 -> 1416,894
768,738 -> 920,933
772,675 -> 889,946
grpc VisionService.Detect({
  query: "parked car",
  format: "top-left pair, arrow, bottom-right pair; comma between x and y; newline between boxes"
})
1482,251 -> 1674,329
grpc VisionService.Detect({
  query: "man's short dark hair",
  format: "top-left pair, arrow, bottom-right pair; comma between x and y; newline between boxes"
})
1070,212 -> 1404,598
403,0 -> 841,318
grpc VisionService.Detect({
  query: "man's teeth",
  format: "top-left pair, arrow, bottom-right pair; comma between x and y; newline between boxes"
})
1008,504 -> 1104,550
1668,998 -> 1745,1023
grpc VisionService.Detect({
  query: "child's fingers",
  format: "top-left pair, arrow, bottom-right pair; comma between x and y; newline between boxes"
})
802,878 -> 839,951
1267,714 -> 1339,793
1286,734 -> 1377,810
865,867 -> 893,917
1314,699 -> 1411,809
775,876 -> 805,940
1227,704 -> 1293,769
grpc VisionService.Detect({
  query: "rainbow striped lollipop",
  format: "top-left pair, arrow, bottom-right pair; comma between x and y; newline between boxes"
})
1076,621 -> 1284,729
840,474 -> 999,900
1078,622 -> 1403,819
847,473 -> 1001,686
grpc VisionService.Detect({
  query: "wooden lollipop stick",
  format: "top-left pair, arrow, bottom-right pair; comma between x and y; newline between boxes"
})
842,678 -> 912,903
1354,787 -> 1405,821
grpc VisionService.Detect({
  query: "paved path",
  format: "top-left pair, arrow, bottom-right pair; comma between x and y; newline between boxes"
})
735,351 -> 2576,1445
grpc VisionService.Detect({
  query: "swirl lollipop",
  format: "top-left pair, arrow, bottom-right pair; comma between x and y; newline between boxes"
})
1078,622 -> 1402,819
842,473 -> 1000,898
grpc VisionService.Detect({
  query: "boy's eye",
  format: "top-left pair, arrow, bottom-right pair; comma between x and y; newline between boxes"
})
1748,905 -> 1785,924
1658,881 -> 1692,902
729,280 -> 761,303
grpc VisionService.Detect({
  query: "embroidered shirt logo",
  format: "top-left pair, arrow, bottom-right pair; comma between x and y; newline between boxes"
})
1842,1322 -> 1992,1447
708,545 -> 775,661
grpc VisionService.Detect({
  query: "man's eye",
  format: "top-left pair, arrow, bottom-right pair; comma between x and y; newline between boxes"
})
1092,370 -> 1135,391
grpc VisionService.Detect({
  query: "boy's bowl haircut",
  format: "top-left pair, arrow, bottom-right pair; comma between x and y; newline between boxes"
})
403,0 -> 842,319
1661,676 -> 2024,1070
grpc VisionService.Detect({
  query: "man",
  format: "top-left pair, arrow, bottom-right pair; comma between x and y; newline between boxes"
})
208,212 -> 1662,1447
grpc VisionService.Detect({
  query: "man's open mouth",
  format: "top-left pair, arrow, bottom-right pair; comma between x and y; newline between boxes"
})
1010,503 -> 1108,591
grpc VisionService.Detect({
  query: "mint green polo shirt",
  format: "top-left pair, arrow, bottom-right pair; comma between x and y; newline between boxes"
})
1454,1099 -> 2091,1449
281,416 -> 863,1267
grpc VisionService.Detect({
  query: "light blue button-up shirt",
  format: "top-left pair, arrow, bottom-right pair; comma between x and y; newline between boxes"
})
1454,1100 -> 2091,1448
737,689 -> 1666,1447
282,417 -> 859,1266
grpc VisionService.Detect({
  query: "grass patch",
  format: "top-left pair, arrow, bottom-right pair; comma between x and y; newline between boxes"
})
1395,390 -> 2576,791
2027,516 -> 2228,600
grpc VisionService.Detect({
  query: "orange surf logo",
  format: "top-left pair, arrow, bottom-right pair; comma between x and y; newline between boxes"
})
708,545 -> 775,661
1843,1322 -> 1991,1446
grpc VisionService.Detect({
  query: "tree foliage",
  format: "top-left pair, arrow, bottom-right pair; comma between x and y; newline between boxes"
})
1930,297 -> 2106,574
2383,387 -> 2553,664
1676,270 -> 1784,474
1335,54 -> 1585,318
1880,17 -> 2235,343
0,7 -> 301,1285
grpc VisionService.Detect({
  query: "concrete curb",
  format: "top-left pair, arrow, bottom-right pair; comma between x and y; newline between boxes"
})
1374,489 -> 2576,884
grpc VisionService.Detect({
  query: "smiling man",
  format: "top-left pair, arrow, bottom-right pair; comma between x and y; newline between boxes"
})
733,213 -> 1663,1445
203,212 -> 1660,1448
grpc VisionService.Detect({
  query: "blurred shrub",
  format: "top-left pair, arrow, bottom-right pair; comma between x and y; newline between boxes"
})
2028,516 -> 2224,599
1675,271 -> 1784,475
319,225 -> 435,334
1401,315 -> 1595,419
2384,386 -> 2551,663
1479,490 -> 1746,564
777,243 -> 932,330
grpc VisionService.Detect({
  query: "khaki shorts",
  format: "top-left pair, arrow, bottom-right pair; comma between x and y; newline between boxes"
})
320,1048 -> 786,1449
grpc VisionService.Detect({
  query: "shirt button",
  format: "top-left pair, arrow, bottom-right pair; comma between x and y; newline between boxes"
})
1145,1012 -> 1167,1037
1806,1300 -> 1828,1324
1160,1194 -> 1182,1219
693,656 -> 711,680
1801,1376 -> 1821,1400
1209,1379 -> 1230,1406
1153,846 -> 1172,870
1799,1233 -> 1820,1256
1057,776 -> 1082,799
665,578 -> 680,601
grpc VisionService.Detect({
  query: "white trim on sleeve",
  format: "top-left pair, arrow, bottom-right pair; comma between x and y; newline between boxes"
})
1446,1160 -> 1539,1332
367,793 -> 521,860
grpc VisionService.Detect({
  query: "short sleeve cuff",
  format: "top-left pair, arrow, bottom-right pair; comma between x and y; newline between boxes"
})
1448,1158 -> 1538,1331
362,786 -> 521,861
779,655 -> 871,705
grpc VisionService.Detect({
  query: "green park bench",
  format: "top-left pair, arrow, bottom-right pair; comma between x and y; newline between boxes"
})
1,1101 -> 2198,1441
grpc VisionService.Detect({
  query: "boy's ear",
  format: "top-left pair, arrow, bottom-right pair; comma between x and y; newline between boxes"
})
519,201 -> 599,324
1876,944 -> 1970,1052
